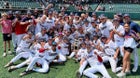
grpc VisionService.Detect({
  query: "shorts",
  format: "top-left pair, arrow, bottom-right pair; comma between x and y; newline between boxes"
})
124,47 -> 133,53
3,33 -> 12,41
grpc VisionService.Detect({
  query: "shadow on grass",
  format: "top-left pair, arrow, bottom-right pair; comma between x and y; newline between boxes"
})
127,65 -> 140,77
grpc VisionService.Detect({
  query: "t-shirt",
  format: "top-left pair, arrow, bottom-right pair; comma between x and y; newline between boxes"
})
15,22 -> 29,35
1,20 -> 12,34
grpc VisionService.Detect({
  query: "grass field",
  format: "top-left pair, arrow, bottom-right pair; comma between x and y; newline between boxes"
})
0,27 -> 140,78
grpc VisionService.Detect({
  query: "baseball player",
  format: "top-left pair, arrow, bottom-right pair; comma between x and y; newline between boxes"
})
58,38 -> 69,56
101,36 -> 122,73
46,12 -> 55,30
68,34 -> 80,59
83,50 -> 111,78
76,44 -> 93,78
52,42 -> 67,63
19,39 -> 55,76
35,15 -> 47,35
4,38 -> 44,71
75,42 -> 88,61
112,18 -> 125,56
35,27 -> 49,42
98,14 -> 114,38
16,32 -> 33,54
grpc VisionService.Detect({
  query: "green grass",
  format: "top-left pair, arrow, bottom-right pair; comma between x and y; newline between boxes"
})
0,31 -> 140,78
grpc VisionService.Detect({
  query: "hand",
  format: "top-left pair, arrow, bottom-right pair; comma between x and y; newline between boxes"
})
7,34 -> 11,37
113,29 -> 117,33
113,54 -> 117,60
130,33 -> 135,38
15,18 -> 18,22
94,51 -> 97,55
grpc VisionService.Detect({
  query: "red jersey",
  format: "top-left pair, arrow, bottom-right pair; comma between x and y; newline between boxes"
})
15,21 -> 29,35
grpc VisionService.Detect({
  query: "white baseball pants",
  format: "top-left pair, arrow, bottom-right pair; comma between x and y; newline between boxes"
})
83,63 -> 111,78
12,33 -> 17,48
16,34 -> 25,46
79,60 -> 88,75
26,57 -> 49,73
102,56 -> 122,73
10,52 -> 33,68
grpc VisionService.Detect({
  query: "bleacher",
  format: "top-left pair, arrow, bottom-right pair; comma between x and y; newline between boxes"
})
102,4 -> 140,13
0,0 -> 140,20
0,0 -> 41,9
89,4 -> 98,11
96,3 -> 140,20
10,1 -> 41,9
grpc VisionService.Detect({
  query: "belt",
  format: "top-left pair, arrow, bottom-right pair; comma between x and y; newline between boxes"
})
108,55 -> 114,57
45,59 -> 50,62
116,40 -> 120,42
39,55 -> 44,58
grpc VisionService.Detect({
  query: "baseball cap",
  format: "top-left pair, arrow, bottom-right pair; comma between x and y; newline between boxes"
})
123,14 -> 130,18
48,11 -> 52,15
116,12 -> 123,17
15,11 -> 20,15
70,12 -> 74,16
93,34 -> 99,37
27,31 -> 33,35
112,18 -> 119,22
99,14 -> 107,19
64,14 -> 68,17
41,27 -> 47,31
84,19 -> 89,23
7,11 -> 13,15
52,41 -> 57,46
91,19 -> 96,23
27,11 -> 32,15
38,38 -> 46,43
101,35 -> 107,39
92,12 -> 96,16
75,13 -> 79,17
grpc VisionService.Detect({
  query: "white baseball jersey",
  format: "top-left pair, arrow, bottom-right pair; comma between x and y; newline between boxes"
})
93,39 -> 101,46
16,38 -> 32,54
44,43 -> 52,50
33,43 -> 47,58
104,40 -> 116,56
86,52 -> 100,67
18,39 -> 32,48
63,22 -> 70,31
114,25 -> 125,46
36,32 -> 49,41
35,22 -> 48,35
46,17 -> 55,30
77,48 -> 88,59
58,42 -> 69,55
43,49 -> 57,63
99,20 -> 114,38
83,23 -> 92,34
87,26 -> 96,34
